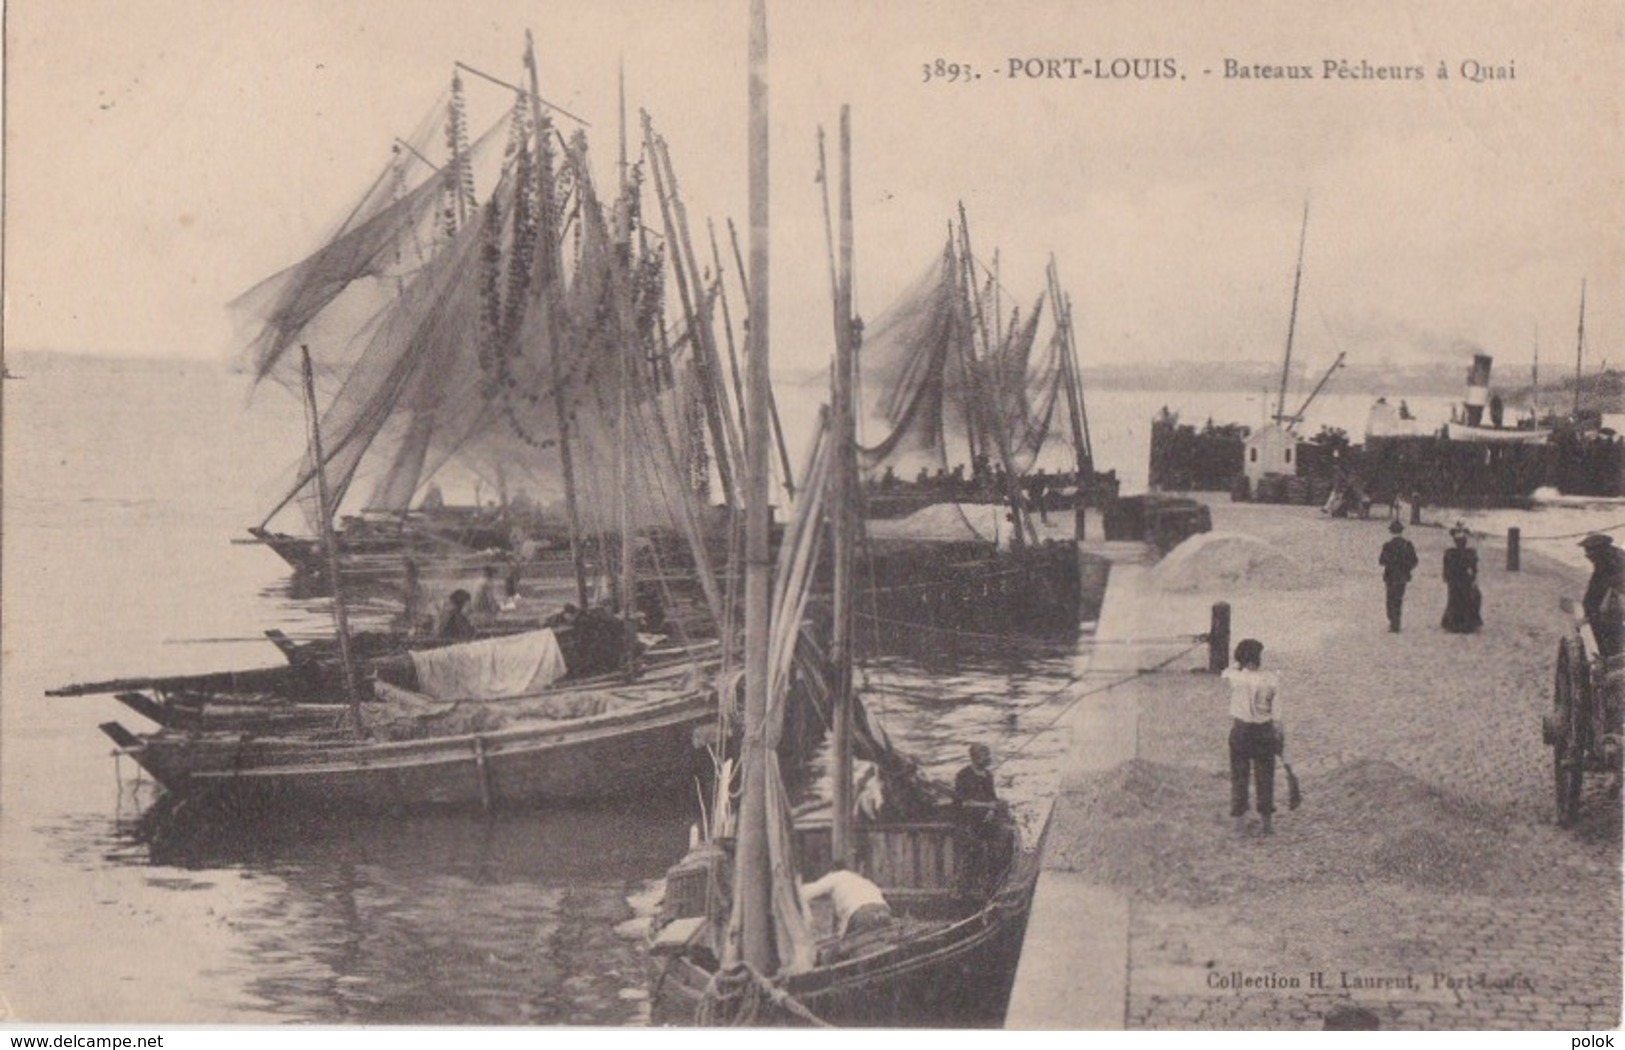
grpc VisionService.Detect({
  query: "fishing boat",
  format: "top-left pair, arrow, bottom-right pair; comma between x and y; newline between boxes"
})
648,63 -> 1037,1026
80,38 -> 797,821
98,626 -> 723,814
230,36 -> 756,627
58,620 -> 712,733
845,203 -> 1105,639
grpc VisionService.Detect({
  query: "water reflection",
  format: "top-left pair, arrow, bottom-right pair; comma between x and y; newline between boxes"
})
118,801 -> 693,1025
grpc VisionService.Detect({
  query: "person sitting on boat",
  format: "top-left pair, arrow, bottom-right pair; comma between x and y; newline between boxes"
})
501,563 -> 523,610
1581,533 -> 1625,660
544,603 -> 582,629
799,863 -> 893,938
953,743 -> 1007,894
953,743 -> 1000,821
435,589 -> 477,641
471,566 -> 502,622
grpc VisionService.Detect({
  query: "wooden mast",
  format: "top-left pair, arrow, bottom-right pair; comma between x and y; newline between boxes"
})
956,204 -> 1030,550
1573,279 -> 1587,420
828,106 -> 857,869
1274,201 -> 1310,426
1048,259 -> 1092,540
735,0 -> 775,975
525,31 -> 592,610
728,218 -> 797,498
299,346 -> 365,737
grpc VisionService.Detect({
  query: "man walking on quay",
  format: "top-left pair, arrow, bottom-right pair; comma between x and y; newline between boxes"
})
1378,519 -> 1419,632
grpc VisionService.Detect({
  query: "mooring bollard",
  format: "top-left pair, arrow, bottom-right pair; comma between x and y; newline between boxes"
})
1209,601 -> 1231,673
1507,526 -> 1521,572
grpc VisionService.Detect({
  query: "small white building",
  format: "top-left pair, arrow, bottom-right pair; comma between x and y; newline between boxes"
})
1243,423 -> 1297,486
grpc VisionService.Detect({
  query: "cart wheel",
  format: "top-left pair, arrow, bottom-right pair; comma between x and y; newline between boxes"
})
1554,639 -> 1586,826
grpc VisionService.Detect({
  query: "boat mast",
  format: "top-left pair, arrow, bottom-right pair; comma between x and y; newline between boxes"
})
1531,322 -> 1540,419
735,0 -> 776,975
299,346 -> 365,737
1573,278 -> 1587,420
1048,258 -> 1092,541
828,106 -> 857,869
1274,201 -> 1310,425
525,32 -> 593,610
727,219 -> 797,499
956,204 -> 1030,550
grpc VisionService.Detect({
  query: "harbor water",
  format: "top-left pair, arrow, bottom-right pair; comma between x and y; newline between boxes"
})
2,353 -> 1616,1024
0,353 -> 1081,1024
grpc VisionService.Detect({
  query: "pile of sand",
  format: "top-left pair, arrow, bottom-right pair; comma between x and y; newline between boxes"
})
1148,531 -> 1310,593
866,503 -> 1009,545
1047,757 -> 1559,903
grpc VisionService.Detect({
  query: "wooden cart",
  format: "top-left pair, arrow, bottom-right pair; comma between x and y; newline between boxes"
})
1542,600 -> 1624,826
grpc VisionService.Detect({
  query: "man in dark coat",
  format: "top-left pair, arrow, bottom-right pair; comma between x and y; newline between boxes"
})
1378,520 -> 1419,632
1581,533 -> 1625,659
953,743 -> 1004,895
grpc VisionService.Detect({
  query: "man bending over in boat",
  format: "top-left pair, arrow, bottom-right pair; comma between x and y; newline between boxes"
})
800,863 -> 894,937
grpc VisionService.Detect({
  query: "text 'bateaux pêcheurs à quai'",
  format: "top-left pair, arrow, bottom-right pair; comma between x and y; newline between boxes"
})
1218,58 -> 1515,81
924,57 -> 1515,84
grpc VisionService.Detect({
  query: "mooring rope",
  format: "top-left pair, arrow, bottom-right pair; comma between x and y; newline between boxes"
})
697,964 -> 833,1028
999,641 -> 1207,760
856,610 -> 1198,648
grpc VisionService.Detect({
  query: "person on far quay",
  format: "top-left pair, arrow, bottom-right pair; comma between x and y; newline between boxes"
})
1440,524 -> 1483,634
1378,519 -> 1419,632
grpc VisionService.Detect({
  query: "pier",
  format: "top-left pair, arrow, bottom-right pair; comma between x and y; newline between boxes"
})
1009,496 -> 1621,1029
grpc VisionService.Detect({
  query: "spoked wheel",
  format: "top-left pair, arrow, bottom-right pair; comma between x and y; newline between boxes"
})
1552,639 -> 1587,827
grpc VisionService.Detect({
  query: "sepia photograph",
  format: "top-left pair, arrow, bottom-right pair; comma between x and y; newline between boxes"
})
2,0 -> 1621,1036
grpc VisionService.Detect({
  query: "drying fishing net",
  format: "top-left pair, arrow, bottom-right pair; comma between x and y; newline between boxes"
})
239,82 -> 708,555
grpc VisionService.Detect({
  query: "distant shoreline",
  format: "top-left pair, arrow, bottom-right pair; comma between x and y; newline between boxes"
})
13,348 -> 1618,411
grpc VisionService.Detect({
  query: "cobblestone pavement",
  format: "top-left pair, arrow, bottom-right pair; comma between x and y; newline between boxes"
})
1045,501 -> 1621,1029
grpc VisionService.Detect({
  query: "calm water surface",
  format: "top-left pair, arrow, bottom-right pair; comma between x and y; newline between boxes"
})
8,355 -> 1608,1024
0,354 -> 1087,1024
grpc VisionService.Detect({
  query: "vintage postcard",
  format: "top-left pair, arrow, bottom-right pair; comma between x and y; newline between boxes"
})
2,0 -> 1619,1039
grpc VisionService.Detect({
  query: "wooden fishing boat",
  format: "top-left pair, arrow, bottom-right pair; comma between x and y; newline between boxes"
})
99,632 -> 724,813
70,632 -> 718,734
650,814 -> 1039,1026
648,66 -> 1038,1026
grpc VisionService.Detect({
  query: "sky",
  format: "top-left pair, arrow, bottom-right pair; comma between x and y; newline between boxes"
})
4,0 -> 1622,383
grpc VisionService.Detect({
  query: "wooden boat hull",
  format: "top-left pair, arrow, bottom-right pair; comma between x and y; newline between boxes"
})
858,540 -> 1082,638
104,687 -> 717,813
649,823 -> 1039,1027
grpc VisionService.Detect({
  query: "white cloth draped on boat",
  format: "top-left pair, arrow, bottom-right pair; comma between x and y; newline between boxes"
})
409,628 -> 569,700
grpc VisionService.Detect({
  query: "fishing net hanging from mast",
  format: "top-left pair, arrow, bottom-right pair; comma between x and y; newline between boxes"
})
853,238 -> 1068,480
244,82 -> 704,537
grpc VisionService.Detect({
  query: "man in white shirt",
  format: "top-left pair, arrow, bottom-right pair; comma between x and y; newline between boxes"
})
800,864 -> 893,937
1221,637 -> 1283,834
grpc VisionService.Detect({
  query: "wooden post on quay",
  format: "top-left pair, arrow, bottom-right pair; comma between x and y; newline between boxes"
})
1507,527 -> 1521,572
1208,601 -> 1231,673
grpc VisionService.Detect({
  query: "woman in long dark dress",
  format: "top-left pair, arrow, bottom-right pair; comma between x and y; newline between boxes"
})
1441,525 -> 1483,633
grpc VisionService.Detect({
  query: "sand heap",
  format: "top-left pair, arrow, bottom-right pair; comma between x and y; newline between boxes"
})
1148,531 -> 1309,593
866,503 -> 1009,545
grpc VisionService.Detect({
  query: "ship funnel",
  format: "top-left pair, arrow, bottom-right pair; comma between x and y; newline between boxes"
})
1464,353 -> 1493,426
